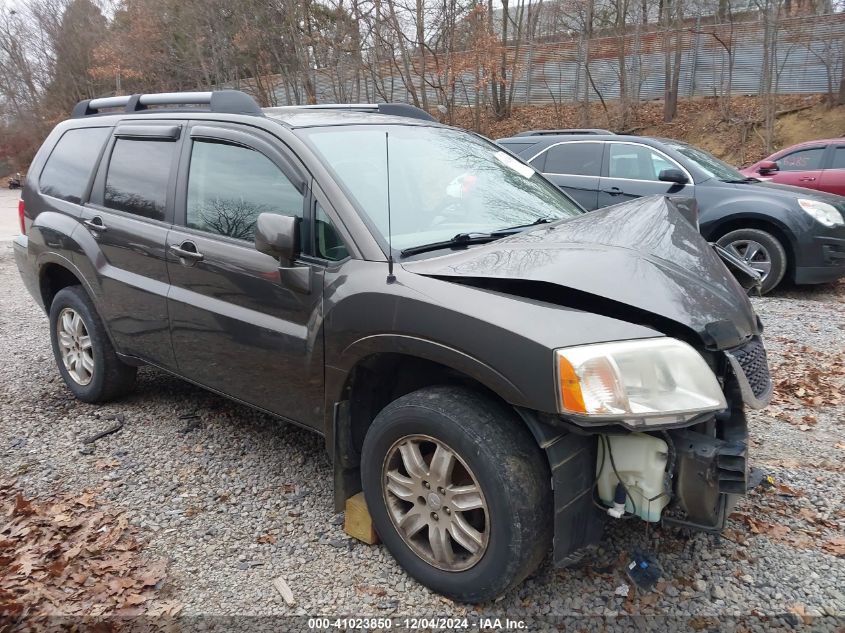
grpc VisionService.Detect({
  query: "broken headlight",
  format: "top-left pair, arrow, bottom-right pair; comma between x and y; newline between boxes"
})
555,338 -> 727,426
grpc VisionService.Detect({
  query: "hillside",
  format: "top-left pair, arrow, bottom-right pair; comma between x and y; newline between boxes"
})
451,94 -> 845,166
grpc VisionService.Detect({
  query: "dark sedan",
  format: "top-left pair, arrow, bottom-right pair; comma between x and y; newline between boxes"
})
498,132 -> 845,293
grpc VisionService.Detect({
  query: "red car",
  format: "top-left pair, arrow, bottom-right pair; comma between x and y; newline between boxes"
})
741,138 -> 845,196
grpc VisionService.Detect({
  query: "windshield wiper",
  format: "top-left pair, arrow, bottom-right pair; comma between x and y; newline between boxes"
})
400,218 -> 554,258
400,232 -> 501,258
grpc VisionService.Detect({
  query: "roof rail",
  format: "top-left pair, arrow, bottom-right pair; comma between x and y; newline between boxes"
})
71,90 -> 263,118
272,103 -> 436,123
514,128 -> 615,137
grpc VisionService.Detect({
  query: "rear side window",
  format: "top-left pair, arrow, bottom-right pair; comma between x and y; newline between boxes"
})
186,140 -> 303,241
543,143 -> 603,176
829,147 -> 845,169
39,127 -> 110,203
104,139 -> 176,221
778,147 -> 824,171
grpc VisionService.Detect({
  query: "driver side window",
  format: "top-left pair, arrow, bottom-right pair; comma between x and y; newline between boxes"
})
777,147 -> 824,172
187,139 -> 304,241
608,143 -> 679,181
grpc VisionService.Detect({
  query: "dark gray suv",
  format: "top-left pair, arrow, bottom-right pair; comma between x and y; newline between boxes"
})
498,132 -> 845,293
14,91 -> 771,602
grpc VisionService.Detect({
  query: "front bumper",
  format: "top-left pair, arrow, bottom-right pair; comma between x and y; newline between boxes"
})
794,232 -> 845,284
524,336 -> 769,566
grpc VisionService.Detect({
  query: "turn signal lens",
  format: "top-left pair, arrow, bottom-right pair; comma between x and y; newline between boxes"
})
557,354 -> 587,413
18,199 -> 25,235
555,338 -> 727,426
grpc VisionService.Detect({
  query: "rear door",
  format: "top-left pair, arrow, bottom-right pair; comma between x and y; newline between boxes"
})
527,141 -> 603,210
817,145 -> 845,196
769,145 -> 826,190
598,141 -> 694,208
165,122 -> 325,427
79,121 -> 183,369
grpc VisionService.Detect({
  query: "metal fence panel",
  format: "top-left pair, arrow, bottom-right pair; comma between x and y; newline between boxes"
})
263,13 -> 844,107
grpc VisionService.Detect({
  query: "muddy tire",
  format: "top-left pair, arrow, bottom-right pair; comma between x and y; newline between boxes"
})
361,386 -> 552,603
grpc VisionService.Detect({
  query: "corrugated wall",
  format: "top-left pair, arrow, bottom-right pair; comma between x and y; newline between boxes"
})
268,12 -> 845,107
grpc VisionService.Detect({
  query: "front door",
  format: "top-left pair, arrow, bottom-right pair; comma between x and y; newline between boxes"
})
80,121 -> 183,369
769,145 -> 825,190
165,123 -> 324,427
598,142 -> 695,208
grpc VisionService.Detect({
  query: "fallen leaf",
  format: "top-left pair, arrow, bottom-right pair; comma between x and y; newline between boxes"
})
822,536 -> 845,557
13,494 -> 35,517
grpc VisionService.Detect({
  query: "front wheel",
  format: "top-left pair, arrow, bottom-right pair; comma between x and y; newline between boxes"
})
716,228 -> 787,294
361,386 -> 552,603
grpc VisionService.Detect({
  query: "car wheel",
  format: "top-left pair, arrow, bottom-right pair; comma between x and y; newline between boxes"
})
716,228 -> 787,294
361,385 -> 552,603
49,285 -> 137,403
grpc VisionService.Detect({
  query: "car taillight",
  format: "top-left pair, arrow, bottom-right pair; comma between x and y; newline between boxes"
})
18,199 -> 25,235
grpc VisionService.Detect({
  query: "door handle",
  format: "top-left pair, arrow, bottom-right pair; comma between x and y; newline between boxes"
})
170,242 -> 204,263
607,186 -> 623,196
799,177 -> 816,182
83,217 -> 107,232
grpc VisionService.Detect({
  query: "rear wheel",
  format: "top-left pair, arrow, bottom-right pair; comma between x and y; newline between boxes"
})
49,286 -> 137,403
716,228 -> 787,294
361,386 -> 551,602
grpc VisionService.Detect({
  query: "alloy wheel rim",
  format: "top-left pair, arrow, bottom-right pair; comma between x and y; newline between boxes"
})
381,434 -> 489,572
724,239 -> 772,280
57,308 -> 94,386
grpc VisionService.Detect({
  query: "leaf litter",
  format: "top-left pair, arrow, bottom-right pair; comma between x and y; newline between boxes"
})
0,478 -> 180,620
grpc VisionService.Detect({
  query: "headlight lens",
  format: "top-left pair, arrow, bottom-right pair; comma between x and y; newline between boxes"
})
556,338 -> 727,426
798,199 -> 844,227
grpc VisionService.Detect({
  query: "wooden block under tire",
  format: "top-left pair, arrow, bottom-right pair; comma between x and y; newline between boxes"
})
344,492 -> 380,544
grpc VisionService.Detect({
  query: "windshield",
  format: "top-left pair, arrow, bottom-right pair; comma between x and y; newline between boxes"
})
663,141 -> 747,182
299,125 -> 583,251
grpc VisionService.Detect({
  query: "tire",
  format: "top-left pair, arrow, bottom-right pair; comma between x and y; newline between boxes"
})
361,386 -> 552,602
48,285 -> 137,403
716,228 -> 787,294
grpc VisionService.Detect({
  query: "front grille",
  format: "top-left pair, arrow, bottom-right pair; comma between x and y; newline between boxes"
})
730,338 -> 771,399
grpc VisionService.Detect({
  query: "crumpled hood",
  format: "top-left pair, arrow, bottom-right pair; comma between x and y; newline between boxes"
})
403,196 -> 760,349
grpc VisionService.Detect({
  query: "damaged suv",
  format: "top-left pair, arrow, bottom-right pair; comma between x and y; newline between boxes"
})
14,91 -> 771,603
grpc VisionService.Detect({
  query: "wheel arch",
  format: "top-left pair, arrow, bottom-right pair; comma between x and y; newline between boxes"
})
327,345 -> 536,511
704,214 -> 797,279
39,259 -> 85,312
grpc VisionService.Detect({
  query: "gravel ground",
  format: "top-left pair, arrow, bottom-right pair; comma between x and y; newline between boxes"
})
1,240 -> 844,630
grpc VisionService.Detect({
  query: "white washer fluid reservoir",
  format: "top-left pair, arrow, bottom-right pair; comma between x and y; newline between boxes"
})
596,433 -> 670,522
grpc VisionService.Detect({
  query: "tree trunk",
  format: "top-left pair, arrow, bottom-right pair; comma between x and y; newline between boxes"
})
839,35 -> 845,105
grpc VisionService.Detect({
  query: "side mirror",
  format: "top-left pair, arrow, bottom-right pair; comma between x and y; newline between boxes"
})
758,160 -> 779,175
658,168 -> 689,184
254,213 -> 299,264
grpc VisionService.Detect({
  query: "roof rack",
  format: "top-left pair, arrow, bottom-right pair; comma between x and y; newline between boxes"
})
271,103 -> 436,123
513,128 -> 615,137
71,90 -> 263,118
